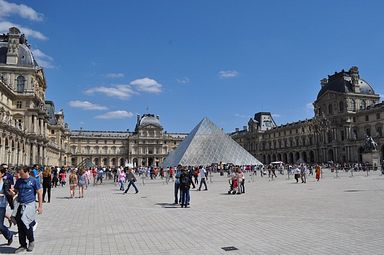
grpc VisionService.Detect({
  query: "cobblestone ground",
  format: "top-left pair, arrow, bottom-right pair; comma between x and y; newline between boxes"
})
0,169 -> 383,254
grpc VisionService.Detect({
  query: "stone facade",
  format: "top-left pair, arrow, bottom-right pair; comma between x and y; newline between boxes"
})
69,114 -> 187,167
0,27 -> 70,166
231,67 -> 384,164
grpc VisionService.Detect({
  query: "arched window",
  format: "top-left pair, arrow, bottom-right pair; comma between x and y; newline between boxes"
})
351,99 -> 356,112
361,100 -> 366,109
16,76 -> 25,93
339,101 -> 344,112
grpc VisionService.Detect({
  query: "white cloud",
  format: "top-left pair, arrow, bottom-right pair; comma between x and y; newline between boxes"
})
130,77 -> 162,93
0,0 -> 43,21
306,102 -> 314,110
85,84 -> 136,100
105,73 -> 125,79
218,70 -> 239,79
32,49 -> 54,68
176,77 -> 190,84
69,100 -> 108,110
0,21 -> 47,40
95,111 -> 133,119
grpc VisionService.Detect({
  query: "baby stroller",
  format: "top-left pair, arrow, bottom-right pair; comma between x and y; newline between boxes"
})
228,176 -> 239,194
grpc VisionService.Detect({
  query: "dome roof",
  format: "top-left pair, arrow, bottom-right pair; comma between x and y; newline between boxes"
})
0,28 -> 38,67
139,114 -> 161,128
317,68 -> 375,99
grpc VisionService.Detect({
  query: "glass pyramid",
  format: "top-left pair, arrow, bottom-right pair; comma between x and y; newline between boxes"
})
162,117 -> 263,167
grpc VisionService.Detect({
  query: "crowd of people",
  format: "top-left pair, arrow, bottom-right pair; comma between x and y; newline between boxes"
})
0,160 -> 382,252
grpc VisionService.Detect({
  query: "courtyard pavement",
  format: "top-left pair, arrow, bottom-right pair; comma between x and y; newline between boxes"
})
0,169 -> 383,255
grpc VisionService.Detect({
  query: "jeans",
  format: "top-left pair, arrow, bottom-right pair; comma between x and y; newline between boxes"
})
174,182 -> 180,203
198,178 -> 207,190
16,205 -> 34,247
0,207 -> 11,240
124,181 -> 138,193
43,183 -> 51,202
119,180 -> 125,190
180,189 -> 190,207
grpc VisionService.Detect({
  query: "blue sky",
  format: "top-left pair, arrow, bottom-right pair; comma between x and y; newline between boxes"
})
1,0 -> 384,133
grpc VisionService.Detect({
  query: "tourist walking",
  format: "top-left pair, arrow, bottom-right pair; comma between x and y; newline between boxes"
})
42,167 -> 52,203
293,165 -> 300,183
69,170 -> 77,198
78,169 -> 86,198
13,166 -> 43,253
124,168 -> 138,194
300,164 -> 307,183
198,166 -> 208,191
315,164 -> 321,181
0,168 -> 13,246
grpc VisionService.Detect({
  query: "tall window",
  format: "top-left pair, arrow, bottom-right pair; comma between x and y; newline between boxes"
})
16,101 -> 22,109
351,99 -> 356,111
328,104 -> 333,115
16,76 -> 25,93
339,101 -> 344,112
376,126 -> 383,137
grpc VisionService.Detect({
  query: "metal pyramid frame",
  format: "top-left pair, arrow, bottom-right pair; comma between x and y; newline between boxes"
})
162,117 -> 263,167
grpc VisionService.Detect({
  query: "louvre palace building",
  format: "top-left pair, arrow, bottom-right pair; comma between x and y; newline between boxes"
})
69,114 -> 187,168
231,66 -> 384,165
2,27 -> 384,168
0,27 -> 70,167
0,27 -> 186,168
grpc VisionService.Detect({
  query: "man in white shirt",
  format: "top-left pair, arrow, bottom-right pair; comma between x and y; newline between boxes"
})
198,166 -> 208,191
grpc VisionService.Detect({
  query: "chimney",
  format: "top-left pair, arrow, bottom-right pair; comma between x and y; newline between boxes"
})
6,27 -> 21,65
243,126 -> 247,131
136,114 -> 140,124
320,78 -> 328,88
349,66 -> 360,93
235,128 -> 239,132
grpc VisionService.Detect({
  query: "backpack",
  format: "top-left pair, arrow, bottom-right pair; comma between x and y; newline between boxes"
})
180,174 -> 189,188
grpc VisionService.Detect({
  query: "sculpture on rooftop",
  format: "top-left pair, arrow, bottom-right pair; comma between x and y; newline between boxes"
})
363,136 -> 378,152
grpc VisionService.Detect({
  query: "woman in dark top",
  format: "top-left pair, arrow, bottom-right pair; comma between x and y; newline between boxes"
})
42,167 -> 52,203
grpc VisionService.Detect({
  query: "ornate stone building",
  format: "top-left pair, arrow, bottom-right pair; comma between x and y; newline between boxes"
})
231,67 -> 384,164
0,27 -> 70,166
69,114 -> 187,168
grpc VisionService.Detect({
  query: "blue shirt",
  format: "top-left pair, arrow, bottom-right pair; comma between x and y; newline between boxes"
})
14,177 -> 41,204
0,181 -> 6,208
32,169 -> 41,184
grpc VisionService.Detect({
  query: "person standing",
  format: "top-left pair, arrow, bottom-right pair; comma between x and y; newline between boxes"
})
173,165 -> 182,204
13,166 -> 43,253
42,167 -> 52,203
78,169 -> 86,198
0,168 -> 13,246
300,164 -> 307,183
198,166 -> 208,191
123,168 -> 138,194
179,168 -> 191,208
315,164 -> 321,181
238,168 -> 245,193
118,168 -> 126,191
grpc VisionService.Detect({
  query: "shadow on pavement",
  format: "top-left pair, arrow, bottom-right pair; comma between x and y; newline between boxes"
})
155,202 -> 179,209
55,196 -> 72,199
0,245 -> 16,254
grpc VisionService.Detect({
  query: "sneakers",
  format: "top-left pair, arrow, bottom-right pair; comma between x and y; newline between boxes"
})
7,233 -> 13,245
14,246 -> 27,253
27,241 -> 35,252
